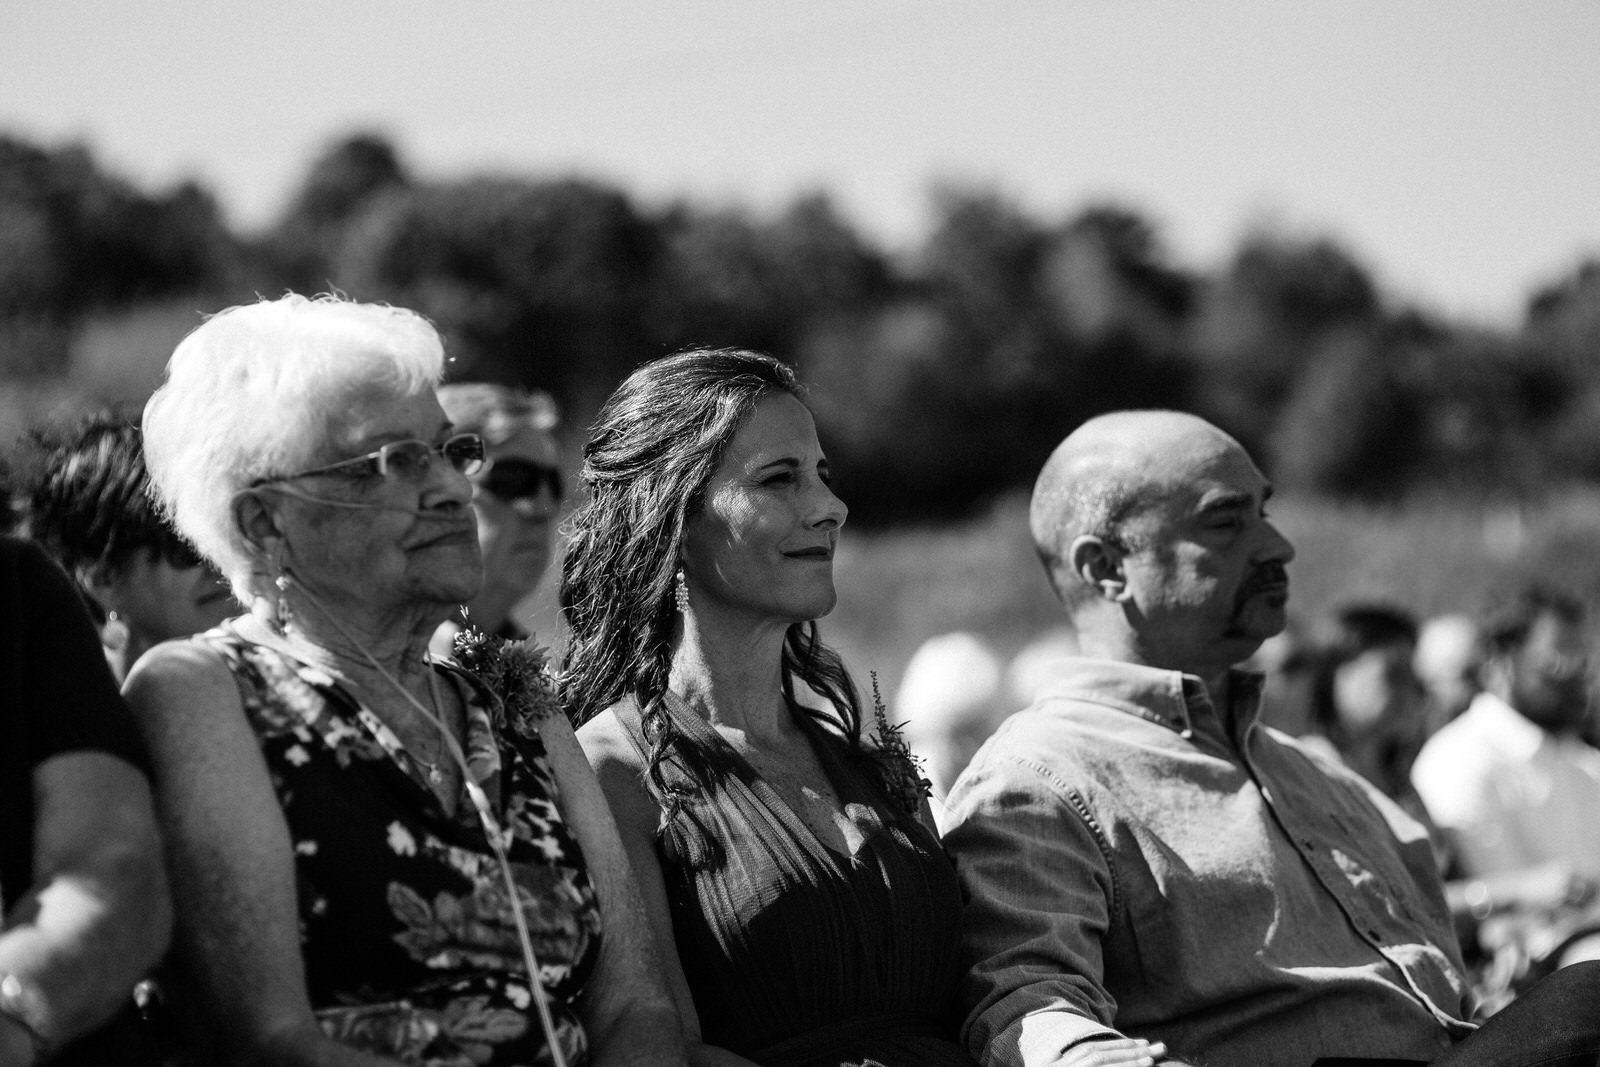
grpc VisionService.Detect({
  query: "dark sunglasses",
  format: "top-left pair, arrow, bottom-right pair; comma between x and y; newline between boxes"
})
479,459 -> 563,505
157,535 -> 205,570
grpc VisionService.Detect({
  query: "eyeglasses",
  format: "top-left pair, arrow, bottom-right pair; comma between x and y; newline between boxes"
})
256,433 -> 486,486
479,458 -> 563,506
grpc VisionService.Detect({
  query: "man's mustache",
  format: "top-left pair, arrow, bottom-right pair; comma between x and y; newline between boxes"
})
1237,563 -> 1290,601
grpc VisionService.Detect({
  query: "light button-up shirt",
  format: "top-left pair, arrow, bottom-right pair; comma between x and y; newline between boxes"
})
943,657 -> 1474,1067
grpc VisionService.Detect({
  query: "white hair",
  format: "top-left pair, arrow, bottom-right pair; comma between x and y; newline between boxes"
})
142,294 -> 445,602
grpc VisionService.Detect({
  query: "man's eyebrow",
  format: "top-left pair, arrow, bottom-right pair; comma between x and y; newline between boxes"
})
1203,486 -> 1273,515
1197,489 -> 1256,514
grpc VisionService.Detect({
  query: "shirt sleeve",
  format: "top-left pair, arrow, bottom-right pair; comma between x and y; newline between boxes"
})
13,539 -> 143,769
942,750 -> 1126,1067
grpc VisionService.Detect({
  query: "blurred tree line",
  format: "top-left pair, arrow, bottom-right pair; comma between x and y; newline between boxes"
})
3,129 -> 1598,525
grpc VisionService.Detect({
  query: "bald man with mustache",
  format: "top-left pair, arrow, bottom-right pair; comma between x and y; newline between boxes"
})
942,411 -> 1600,1067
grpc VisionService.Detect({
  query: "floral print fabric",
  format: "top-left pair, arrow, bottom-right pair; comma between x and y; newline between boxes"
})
201,625 -> 601,1067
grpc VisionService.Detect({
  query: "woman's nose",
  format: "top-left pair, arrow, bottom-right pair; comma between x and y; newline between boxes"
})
812,479 -> 847,530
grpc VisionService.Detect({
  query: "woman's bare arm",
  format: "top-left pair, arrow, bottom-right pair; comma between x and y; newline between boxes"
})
538,712 -> 686,1067
576,715 -> 761,1067
0,752 -> 169,1063
123,642 -> 396,1067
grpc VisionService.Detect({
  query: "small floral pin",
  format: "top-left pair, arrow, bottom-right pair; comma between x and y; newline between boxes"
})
452,624 -> 565,738
868,670 -> 933,816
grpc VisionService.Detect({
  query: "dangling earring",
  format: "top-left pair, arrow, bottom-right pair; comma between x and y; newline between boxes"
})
674,568 -> 689,615
273,572 -> 294,631
102,609 -> 130,653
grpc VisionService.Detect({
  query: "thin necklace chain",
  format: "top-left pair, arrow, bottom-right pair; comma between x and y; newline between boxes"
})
279,620 -> 453,786
276,569 -> 568,1067
416,669 -> 450,785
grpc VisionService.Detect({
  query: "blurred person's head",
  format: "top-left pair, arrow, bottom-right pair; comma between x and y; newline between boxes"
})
1413,613 -> 1483,726
1005,624 -> 1079,708
1030,410 -> 1295,680
1479,582 -> 1591,735
436,382 -> 562,634
23,411 -> 233,668
1307,604 -> 1426,787
143,294 -> 482,625
895,632 -> 1004,797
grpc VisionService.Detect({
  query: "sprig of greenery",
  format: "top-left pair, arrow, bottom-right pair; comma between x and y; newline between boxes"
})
868,670 -> 932,816
452,625 -> 564,738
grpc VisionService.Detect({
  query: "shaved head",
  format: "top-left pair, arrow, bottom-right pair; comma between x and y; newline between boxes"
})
1030,410 -> 1243,602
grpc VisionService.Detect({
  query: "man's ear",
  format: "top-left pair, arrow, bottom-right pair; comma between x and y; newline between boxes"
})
1068,534 -> 1128,601
232,489 -> 283,557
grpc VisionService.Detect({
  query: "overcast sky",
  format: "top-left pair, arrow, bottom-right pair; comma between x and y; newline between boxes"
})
4,0 -> 1596,326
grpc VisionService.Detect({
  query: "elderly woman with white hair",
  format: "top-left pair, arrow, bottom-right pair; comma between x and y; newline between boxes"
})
125,295 -> 683,1067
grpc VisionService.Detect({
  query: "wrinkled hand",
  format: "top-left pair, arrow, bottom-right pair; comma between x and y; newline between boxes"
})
1054,1037 -> 1171,1066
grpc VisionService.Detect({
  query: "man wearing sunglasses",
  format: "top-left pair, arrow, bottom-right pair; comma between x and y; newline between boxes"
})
434,383 -> 564,646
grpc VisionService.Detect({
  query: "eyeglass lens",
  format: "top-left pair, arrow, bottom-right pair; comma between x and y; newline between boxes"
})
377,435 -> 485,479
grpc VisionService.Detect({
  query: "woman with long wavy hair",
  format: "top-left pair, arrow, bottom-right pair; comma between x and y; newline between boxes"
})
566,348 -> 975,1067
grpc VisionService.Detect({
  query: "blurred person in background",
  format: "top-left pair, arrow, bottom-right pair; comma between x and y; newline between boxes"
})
127,294 -> 682,1067
894,631 -> 1006,809
1,534 -> 170,1067
1414,613 -> 1485,732
18,413 -> 233,680
1300,602 -> 1431,817
568,349 -> 975,1067
1411,584 -> 1600,986
1412,584 -> 1600,885
432,383 -> 563,652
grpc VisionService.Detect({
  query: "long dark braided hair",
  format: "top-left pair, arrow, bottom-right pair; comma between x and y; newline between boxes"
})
559,348 -> 863,821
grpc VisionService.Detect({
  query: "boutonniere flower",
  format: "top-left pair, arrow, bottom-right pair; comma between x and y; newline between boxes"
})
451,625 -> 565,738
867,671 -> 932,816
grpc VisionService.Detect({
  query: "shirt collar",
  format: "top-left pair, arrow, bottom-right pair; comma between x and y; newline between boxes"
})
1036,656 -> 1265,738
1466,690 -> 1554,759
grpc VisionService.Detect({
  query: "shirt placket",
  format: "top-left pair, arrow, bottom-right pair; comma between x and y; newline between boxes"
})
1242,733 -> 1468,1030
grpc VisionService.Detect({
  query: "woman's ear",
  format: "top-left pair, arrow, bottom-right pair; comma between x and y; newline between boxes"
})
80,565 -> 122,618
1068,534 -> 1127,601
232,489 -> 283,557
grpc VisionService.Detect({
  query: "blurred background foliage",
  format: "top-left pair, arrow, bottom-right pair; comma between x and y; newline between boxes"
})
8,128 -> 1600,525
5,128 -> 1600,688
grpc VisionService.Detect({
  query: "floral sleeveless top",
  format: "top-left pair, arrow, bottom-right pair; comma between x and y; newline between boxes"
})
201,625 -> 601,1067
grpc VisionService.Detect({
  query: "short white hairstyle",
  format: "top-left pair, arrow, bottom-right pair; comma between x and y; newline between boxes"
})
142,294 -> 446,602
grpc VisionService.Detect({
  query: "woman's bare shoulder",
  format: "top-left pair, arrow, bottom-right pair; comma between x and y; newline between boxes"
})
575,704 -> 647,771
